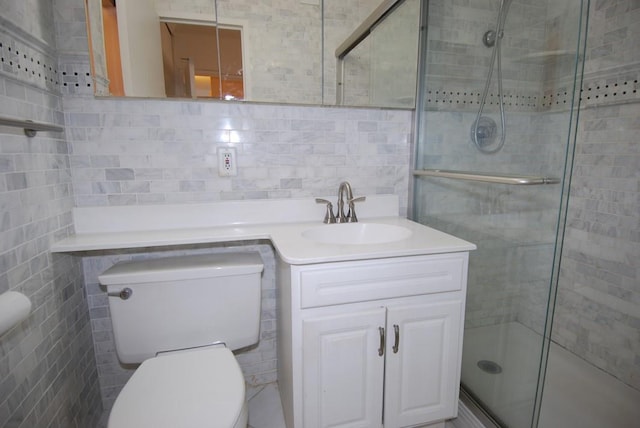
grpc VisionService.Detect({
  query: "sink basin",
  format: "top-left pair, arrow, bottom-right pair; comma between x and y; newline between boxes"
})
301,223 -> 412,245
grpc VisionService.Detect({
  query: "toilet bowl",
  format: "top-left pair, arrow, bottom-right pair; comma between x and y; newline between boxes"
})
108,346 -> 247,428
99,253 -> 264,428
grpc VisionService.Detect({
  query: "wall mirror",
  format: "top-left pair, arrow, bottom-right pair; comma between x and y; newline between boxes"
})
85,0 -> 421,108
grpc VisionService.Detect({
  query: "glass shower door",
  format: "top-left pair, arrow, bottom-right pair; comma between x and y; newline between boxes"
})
412,1 -> 587,427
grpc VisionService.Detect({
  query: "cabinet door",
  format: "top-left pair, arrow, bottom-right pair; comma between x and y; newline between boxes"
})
384,300 -> 463,428
302,308 -> 386,428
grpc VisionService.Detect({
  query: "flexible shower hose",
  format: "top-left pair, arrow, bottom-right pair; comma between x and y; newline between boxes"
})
472,0 -> 511,154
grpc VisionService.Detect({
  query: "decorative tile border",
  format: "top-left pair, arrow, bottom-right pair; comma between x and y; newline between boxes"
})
425,87 -> 541,112
580,71 -> 639,108
58,54 -> 95,96
424,68 -> 639,114
0,26 -> 95,95
540,87 -> 574,110
0,29 -> 60,92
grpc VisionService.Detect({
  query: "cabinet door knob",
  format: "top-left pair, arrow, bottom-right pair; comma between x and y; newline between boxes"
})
393,324 -> 400,353
378,327 -> 385,356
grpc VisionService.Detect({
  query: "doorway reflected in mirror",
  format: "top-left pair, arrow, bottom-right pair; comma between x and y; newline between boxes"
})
160,23 -> 244,100
95,0 -> 244,100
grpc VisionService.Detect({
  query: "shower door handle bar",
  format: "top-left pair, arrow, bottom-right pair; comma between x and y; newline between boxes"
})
413,169 -> 560,185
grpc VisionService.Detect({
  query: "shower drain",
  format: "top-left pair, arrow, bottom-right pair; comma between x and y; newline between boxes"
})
477,360 -> 503,374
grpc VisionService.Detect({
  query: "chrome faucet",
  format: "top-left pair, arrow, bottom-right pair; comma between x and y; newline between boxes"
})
315,181 -> 366,223
336,181 -> 365,223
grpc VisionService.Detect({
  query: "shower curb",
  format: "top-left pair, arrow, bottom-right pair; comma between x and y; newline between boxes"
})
450,393 -> 497,428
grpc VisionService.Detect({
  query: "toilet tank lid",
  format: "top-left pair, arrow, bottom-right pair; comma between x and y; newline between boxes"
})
98,253 -> 264,285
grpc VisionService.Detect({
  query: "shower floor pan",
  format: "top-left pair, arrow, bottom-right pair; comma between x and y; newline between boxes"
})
461,322 -> 640,428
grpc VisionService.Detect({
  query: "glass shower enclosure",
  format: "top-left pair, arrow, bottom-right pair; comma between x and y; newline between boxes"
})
412,0 -> 588,427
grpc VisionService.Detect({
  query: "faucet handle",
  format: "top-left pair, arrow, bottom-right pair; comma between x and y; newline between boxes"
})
348,196 -> 366,204
346,196 -> 366,222
315,198 -> 337,224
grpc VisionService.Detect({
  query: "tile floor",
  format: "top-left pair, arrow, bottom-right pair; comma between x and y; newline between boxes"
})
247,383 -> 287,428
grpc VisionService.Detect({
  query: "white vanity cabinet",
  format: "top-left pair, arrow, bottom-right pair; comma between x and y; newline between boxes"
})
277,252 -> 469,428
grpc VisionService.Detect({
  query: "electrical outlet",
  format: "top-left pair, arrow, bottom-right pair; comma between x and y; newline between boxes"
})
217,147 -> 237,176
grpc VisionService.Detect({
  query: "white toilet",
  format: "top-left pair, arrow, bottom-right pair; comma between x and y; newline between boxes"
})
98,252 -> 264,428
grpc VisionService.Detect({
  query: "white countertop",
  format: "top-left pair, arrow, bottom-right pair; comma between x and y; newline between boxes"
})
51,196 -> 476,264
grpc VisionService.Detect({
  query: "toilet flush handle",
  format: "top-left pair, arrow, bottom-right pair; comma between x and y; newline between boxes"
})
108,287 -> 133,300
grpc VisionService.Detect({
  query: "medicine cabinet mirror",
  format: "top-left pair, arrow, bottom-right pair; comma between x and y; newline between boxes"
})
85,0 -> 421,108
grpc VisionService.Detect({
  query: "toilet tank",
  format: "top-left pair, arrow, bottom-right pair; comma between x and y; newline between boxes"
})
99,253 -> 264,364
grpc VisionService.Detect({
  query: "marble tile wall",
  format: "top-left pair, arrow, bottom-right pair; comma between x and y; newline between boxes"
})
423,0 -> 548,112
424,0 -> 583,114
64,97 -> 413,211
582,0 -> 640,76
550,0 -> 640,392
553,99 -> 640,391
0,2 -> 101,427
